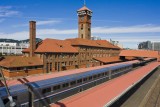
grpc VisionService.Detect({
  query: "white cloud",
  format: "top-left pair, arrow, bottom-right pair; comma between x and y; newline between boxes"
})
1,24 -> 160,41
100,34 -> 160,41
13,20 -> 61,27
0,31 -> 28,40
105,36 -> 160,43
0,6 -> 19,17
37,29 -> 77,35
37,20 -> 61,25
92,24 -> 160,34
35,24 -> 160,36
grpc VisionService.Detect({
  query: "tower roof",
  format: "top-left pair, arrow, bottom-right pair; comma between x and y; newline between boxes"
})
78,5 -> 92,12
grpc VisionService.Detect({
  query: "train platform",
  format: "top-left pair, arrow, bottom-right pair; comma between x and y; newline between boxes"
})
3,60 -> 139,87
50,62 -> 160,107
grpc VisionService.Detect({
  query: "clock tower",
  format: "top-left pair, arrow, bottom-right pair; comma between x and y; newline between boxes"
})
77,5 -> 92,40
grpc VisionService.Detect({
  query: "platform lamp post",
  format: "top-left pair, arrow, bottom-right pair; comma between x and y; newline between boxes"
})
0,67 -> 16,107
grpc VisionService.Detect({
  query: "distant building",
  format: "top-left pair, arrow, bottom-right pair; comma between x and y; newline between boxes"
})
91,36 -> 101,40
0,42 -> 28,55
138,41 -> 160,51
152,42 -> 160,51
138,41 -> 152,50
0,42 -> 16,46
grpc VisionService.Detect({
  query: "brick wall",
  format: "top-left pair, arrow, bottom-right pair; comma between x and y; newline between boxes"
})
2,69 -> 43,77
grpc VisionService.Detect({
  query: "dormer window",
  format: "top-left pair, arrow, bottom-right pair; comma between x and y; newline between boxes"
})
59,45 -> 63,48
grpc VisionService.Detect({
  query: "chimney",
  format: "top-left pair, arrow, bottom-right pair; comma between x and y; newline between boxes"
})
29,21 -> 36,57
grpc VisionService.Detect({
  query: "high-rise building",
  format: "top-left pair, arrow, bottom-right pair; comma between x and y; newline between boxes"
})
152,42 -> 160,51
138,41 -> 152,50
138,41 -> 160,51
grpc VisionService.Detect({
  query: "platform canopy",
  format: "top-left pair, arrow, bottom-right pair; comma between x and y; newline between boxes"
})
119,50 -> 159,58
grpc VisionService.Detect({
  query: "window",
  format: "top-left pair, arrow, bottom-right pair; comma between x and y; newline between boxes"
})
3,98 -> 9,104
89,76 -> 92,80
55,54 -> 58,59
62,83 -> 69,88
13,96 -> 17,100
83,78 -> 87,82
81,24 -> 83,30
98,74 -> 101,77
77,79 -> 82,83
55,62 -> 57,71
9,67 -> 17,71
70,81 -> 76,85
93,75 -> 97,79
59,45 -> 63,48
40,54 -> 42,59
53,85 -> 60,90
17,67 -> 22,70
81,34 -> 83,38
69,61 -> 73,66
50,63 -> 52,71
42,87 -> 51,94
62,54 -> 65,58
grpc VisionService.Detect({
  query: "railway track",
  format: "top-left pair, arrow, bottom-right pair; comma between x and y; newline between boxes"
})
110,66 -> 160,107
140,72 -> 160,107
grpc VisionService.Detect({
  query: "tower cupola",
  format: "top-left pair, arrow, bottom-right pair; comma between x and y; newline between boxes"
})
77,5 -> 92,40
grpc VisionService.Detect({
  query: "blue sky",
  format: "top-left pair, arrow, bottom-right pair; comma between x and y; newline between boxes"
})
0,0 -> 160,49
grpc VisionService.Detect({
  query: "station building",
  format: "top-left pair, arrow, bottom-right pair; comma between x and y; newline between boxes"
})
0,5 -> 122,78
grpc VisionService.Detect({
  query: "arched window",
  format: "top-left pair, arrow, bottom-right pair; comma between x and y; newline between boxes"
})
81,34 -> 83,38
81,24 -> 83,30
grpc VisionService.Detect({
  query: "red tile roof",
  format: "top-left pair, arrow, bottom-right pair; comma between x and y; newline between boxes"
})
93,56 -> 136,63
94,56 -> 121,63
66,38 -> 120,49
78,5 -> 92,12
125,56 -> 137,60
23,39 -> 78,53
120,50 -> 159,58
95,40 -> 120,49
23,38 -> 120,53
0,56 -> 43,68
